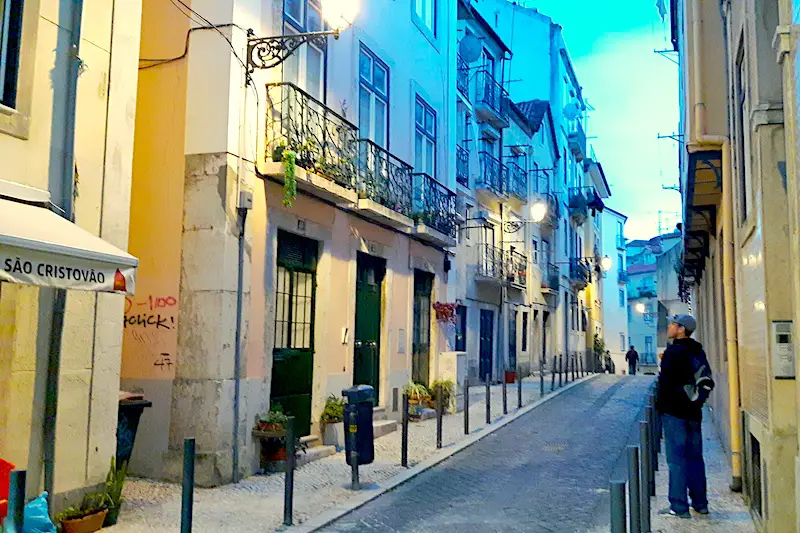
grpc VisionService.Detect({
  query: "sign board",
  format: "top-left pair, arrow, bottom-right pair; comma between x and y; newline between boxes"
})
772,320 -> 794,379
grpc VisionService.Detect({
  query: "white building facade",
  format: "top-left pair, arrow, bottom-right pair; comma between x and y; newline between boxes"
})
600,207 -> 629,373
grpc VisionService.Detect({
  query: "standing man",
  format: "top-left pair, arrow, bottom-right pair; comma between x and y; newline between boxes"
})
656,314 -> 714,518
625,345 -> 639,375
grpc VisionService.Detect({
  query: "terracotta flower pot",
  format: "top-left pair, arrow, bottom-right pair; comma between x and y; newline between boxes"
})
258,422 -> 283,432
62,509 -> 108,533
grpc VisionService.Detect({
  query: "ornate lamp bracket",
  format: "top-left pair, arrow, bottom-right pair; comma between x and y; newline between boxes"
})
247,29 -> 339,72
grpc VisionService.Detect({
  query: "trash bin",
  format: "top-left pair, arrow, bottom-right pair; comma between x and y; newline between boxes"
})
342,385 -> 375,466
117,392 -> 152,467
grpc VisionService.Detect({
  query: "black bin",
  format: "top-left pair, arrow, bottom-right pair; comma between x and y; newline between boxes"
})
116,395 -> 152,467
342,385 -> 375,465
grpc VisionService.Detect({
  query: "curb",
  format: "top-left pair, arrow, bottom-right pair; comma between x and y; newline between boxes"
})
289,373 -> 602,532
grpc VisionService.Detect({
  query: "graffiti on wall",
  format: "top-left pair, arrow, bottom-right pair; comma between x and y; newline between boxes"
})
123,294 -> 178,373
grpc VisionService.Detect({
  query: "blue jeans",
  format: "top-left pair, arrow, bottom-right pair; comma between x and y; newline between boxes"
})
662,414 -> 708,513
628,363 -> 636,375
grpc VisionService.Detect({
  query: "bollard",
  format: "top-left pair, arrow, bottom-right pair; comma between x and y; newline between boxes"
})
348,409 -> 360,490
517,369 -> 523,409
436,384 -> 443,449
284,416 -> 296,526
639,422 -> 651,532
610,480 -> 627,533
485,375 -> 491,424
551,356 -> 556,392
580,357 -> 583,378
627,446 -> 642,533
502,378 -> 508,415
464,378 -> 470,435
559,354 -> 563,387
645,407 -> 657,477
540,357 -> 545,397
643,413 -> 655,497
181,438 -> 196,533
5,470 -> 26,533
401,393 -> 409,467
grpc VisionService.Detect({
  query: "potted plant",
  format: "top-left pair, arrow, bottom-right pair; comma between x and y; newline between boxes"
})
55,492 -> 110,533
103,457 -> 127,527
403,382 -> 430,417
430,380 -> 455,412
432,302 -> 458,324
256,409 -> 289,433
320,395 -> 346,449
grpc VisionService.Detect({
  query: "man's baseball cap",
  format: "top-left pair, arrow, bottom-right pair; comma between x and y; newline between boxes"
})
671,314 -> 696,334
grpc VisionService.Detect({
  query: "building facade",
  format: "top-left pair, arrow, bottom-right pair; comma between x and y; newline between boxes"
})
600,207 -> 628,373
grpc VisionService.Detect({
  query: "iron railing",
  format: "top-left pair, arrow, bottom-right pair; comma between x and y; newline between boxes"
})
618,269 -> 630,284
569,258 -> 591,289
542,192 -> 560,227
477,151 -> 508,196
357,139 -> 414,217
412,172 -> 457,238
568,186 -> 596,223
266,82 -> 358,189
475,69 -> 508,115
457,54 -> 470,97
478,244 -> 505,280
530,168 -> 551,195
506,160 -> 527,201
506,249 -> 527,286
542,262 -> 560,291
456,145 -> 469,187
568,120 -> 587,160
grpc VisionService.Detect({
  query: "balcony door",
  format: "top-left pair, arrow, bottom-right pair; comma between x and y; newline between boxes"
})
282,0 -> 325,100
412,271 -> 434,385
508,310 -> 518,371
479,309 -> 494,381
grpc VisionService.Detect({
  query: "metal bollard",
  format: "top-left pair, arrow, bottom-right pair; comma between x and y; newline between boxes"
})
540,357 -> 545,397
559,354 -> 563,387
610,480 -> 627,533
551,356 -> 556,391
284,416 -> 296,526
517,369 -> 523,409
645,407 -> 657,477
5,470 -> 26,533
502,378 -> 508,415
463,378 -> 470,435
580,357 -> 583,377
639,422 -> 652,532
436,384 -> 443,449
627,446 -> 641,533
643,413 -> 655,497
402,393 -> 409,467
485,375 -> 491,424
348,409 -> 360,490
181,438 -> 196,533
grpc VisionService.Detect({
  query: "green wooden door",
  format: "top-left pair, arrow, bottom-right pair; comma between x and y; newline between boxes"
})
271,231 -> 318,437
354,253 -> 385,401
412,271 -> 434,385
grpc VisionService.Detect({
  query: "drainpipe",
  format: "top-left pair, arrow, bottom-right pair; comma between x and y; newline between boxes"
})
43,0 -> 84,506
232,207 -> 247,482
689,0 -> 742,492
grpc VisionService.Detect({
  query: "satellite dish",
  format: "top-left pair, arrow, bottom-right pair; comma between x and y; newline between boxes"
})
562,101 -> 581,120
459,35 -> 482,63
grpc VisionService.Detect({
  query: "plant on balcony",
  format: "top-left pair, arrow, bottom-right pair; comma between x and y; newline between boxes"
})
432,302 -> 458,324
282,148 -> 298,207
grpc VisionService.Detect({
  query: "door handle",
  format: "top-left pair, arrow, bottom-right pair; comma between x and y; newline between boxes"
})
355,341 -> 363,347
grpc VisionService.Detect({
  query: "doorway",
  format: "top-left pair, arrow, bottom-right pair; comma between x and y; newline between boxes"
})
509,310 -> 518,371
354,253 -> 386,401
412,270 -> 434,385
479,309 -> 494,381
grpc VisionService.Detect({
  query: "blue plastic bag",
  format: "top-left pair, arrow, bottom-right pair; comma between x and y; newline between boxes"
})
22,492 -> 56,533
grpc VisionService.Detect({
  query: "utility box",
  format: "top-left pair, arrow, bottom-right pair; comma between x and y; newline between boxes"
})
342,385 -> 375,465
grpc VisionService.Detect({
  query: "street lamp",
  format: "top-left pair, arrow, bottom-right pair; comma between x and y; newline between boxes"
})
247,0 -> 359,71
530,201 -> 548,224
635,302 -> 646,314
600,255 -> 612,272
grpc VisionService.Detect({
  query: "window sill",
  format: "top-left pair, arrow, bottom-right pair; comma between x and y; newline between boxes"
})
0,104 -> 30,140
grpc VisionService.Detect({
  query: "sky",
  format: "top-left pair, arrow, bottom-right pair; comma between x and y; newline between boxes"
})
519,0 -> 682,240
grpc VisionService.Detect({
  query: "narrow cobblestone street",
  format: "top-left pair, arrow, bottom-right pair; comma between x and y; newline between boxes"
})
319,375 -> 652,533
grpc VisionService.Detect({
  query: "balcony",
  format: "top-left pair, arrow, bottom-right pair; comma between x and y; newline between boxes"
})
634,285 -> 657,299
539,192 -> 560,231
505,249 -> 527,288
476,152 -> 508,200
617,269 -> 629,284
616,234 -> 627,250
568,186 -> 600,226
457,54 -> 470,99
474,70 -> 509,129
541,262 -> 560,294
505,160 -> 527,203
477,244 -> 505,283
264,83 -> 360,205
569,258 -> 591,291
456,145 -> 469,188
355,139 -> 414,228
568,121 -> 587,161
411,173 -> 458,247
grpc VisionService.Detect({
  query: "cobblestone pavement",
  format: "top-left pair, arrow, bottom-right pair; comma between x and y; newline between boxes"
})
110,373 -> 588,533
318,375 -> 653,533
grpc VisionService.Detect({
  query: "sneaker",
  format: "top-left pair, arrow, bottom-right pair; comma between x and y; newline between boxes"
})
658,507 -> 692,519
693,507 -> 710,515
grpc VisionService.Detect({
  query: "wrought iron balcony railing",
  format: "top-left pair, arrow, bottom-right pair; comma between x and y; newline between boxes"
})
530,168 -> 550,195
478,243 -> 505,280
568,120 -> 587,160
457,54 -> 470,97
542,262 -> 560,291
506,160 -> 527,201
634,285 -> 657,298
505,249 -> 527,287
412,172 -> 457,238
542,192 -> 560,227
266,82 -> 358,189
477,151 -> 508,196
456,145 -> 469,187
475,69 -> 508,116
357,139 -> 414,217
569,258 -> 591,289
617,269 -> 629,284
567,186 -> 600,224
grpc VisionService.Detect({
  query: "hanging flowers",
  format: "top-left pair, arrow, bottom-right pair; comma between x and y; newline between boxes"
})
432,302 -> 458,324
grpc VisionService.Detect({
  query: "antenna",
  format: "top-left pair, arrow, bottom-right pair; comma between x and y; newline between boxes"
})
657,132 -> 684,144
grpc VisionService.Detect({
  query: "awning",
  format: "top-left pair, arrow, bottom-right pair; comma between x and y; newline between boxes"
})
0,198 -> 137,295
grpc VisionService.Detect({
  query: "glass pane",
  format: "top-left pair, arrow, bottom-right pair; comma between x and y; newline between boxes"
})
359,51 -> 372,82
283,45 -> 300,85
374,100 -> 386,148
414,0 -> 424,19
415,132 -> 423,171
374,64 -> 387,95
307,45 -> 323,100
425,139 -> 434,175
285,0 -> 303,23
359,86 -> 371,137
425,0 -> 434,31
307,4 -> 322,32
415,101 -> 424,126
425,109 -> 435,134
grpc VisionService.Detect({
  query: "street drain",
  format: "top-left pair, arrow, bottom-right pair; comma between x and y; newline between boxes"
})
543,443 -> 567,452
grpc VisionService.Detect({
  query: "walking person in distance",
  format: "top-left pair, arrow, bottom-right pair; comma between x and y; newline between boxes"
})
625,345 -> 639,375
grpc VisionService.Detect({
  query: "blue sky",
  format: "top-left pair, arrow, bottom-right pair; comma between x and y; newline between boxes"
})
523,0 -> 682,240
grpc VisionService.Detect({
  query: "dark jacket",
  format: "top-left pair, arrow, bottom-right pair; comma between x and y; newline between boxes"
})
656,337 -> 709,421
625,350 -> 639,364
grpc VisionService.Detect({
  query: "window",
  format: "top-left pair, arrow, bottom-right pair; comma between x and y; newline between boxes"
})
617,253 -> 623,270
617,221 -> 624,239
481,49 -> 495,76
283,0 -> 325,100
359,46 -> 389,147
521,312 -> 528,351
531,239 -> 538,264
274,232 -> 318,351
0,0 -> 23,109
620,333 -> 625,352
619,289 -> 625,308
413,0 -> 436,35
415,96 -> 436,177
735,45 -> 749,223
465,205 -> 473,241
564,226 -> 569,255
455,305 -> 467,351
